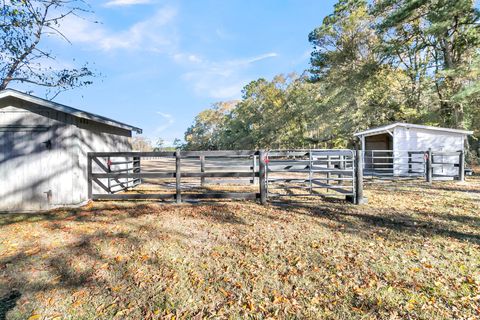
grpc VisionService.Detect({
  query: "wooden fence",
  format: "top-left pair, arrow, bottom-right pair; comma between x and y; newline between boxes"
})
87,148 -> 466,205
88,150 -> 265,203
87,149 -> 366,205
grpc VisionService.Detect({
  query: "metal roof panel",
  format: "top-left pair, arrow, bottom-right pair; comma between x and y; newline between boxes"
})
0,89 -> 142,133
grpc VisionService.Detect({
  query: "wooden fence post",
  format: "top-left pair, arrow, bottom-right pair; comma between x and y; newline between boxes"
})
458,150 -> 465,182
426,148 -> 432,183
87,153 -> 93,199
176,149 -> 182,203
354,149 -> 365,205
133,156 -> 141,187
252,154 -> 257,185
259,150 -> 267,205
200,155 -> 205,187
309,150 -> 313,194
107,156 -> 111,193
339,155 -> 344,185
326,154 -> 331,189
408,151 -> 412,173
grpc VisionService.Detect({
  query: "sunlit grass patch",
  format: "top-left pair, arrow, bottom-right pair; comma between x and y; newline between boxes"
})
0,176 -> 479,319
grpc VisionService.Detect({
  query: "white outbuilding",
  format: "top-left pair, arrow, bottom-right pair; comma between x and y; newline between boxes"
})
0,89 -> 142,212
354,122 -> 473,177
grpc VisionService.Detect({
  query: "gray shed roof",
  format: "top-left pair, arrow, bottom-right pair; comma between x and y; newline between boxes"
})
0,89 -> 142,133
354,122 -> 473,137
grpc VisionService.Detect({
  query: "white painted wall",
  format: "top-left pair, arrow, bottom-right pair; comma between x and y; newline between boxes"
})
0,97 -> 133,212
393,126 -> 465,176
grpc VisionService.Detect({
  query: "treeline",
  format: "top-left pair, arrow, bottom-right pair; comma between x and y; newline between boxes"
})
131,136 -> 181,152
184,0 -> 480,158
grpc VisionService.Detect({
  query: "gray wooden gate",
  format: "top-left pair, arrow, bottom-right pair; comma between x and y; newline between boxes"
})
265,149 -> 357,200
88,150 -> 261,202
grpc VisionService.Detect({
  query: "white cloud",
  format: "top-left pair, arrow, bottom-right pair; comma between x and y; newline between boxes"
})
177,52 -> 278,99
105,0 -> 153,7
245,52 -> 278,64
154,111 -> 175,133
173,53 -> 203,64
156,111 -> 174,121
60,6 -> 178,52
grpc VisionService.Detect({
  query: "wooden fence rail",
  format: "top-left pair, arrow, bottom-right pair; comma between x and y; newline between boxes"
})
88,149 -> 367,205
88,150 -> 264,203
88,148 -> 466,205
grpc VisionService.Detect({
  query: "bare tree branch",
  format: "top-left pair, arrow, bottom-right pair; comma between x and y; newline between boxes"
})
0,0 -> 96,97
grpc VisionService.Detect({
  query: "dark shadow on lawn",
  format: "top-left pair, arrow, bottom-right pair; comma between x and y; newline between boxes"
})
416,184 -> 480,194
0,204 -> 124,227
433,212 -> 480,228
271,201 -> 480,244
0,200 -> 245,318
0,219 -> 186,318
365,180 -> 480,194
0,201 -> 247,228
0,290 -> 21,320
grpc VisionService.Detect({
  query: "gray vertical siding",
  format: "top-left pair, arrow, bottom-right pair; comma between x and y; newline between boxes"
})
0,100 -> 63,211
0,98 -> 133,212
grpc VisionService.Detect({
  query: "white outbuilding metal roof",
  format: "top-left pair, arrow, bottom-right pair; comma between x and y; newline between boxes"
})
0,89 -> 142,133
354,122 -> 473,137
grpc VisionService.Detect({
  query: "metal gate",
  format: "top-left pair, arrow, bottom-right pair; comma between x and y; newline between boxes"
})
362,150 -> 426,179
362,149 -> 465,181
265,149 -> 356,200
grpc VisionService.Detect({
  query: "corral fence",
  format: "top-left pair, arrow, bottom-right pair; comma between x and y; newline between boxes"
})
87,148 -> 465,205
88,150 -> 262,203
265,149 -> 358,201
87,149 -> 365,205
362,149 -> 465,181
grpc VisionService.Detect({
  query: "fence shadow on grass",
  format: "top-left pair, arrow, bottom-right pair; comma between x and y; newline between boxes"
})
365,179 -> 480,195
432,212 -> 480,228
0,201 -> 248,229
0,204 -> 125,227
270,201 -> 480,244
0,200 -> 246,308
414,183 -> 480,194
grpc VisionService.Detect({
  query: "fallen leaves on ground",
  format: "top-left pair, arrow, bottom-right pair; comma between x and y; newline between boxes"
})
0,176 -> 479,319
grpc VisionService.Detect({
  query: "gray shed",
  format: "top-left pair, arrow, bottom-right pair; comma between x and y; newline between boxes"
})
0,89 -> 142,212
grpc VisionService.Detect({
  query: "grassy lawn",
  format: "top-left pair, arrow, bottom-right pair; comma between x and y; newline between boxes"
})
1,177 -> 479,319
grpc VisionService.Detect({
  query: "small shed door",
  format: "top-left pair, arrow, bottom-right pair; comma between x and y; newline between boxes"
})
0,129 -> 52,211
364,133 -> 393,172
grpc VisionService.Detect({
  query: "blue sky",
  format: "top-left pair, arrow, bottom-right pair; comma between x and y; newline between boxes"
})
29,0 -> 337,145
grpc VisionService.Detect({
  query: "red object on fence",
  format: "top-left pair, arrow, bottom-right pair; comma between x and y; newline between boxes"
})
107,159 -> 112,166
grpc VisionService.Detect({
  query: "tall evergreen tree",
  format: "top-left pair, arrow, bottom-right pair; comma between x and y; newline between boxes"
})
374,0 -> 480,128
